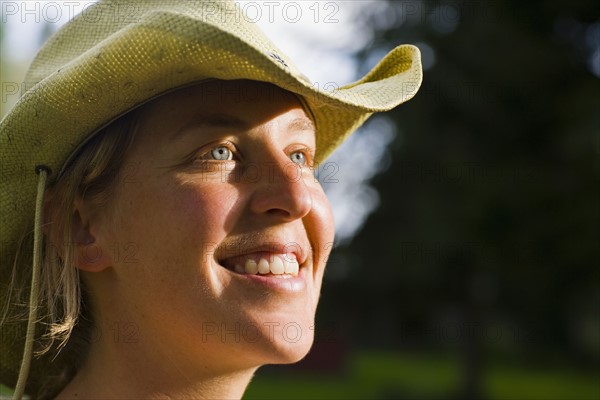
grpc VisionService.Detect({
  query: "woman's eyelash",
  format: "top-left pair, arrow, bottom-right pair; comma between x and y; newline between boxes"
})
292,147 -> 315,166
193,142 -> 238,162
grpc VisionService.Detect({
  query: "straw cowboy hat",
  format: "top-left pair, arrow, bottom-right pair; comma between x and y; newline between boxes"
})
0,0 -> 422,396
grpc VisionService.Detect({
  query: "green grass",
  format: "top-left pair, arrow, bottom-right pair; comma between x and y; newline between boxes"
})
484,364 -> 600,400
245,351 -> 600,400
0,384 -> 13,399
244,352 -> 460,399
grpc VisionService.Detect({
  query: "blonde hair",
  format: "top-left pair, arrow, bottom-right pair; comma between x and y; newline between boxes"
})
43,109 -> 140,348
3,108 -> 140,397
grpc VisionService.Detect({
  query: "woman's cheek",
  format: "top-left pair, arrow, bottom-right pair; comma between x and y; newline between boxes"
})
171,179 -> 242,237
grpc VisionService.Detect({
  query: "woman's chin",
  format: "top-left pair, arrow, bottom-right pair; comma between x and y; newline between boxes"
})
245,326 -> 315,366
265,334 -> 315,365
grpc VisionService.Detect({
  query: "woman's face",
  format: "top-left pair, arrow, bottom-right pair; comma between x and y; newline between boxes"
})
86,80 -> 335,371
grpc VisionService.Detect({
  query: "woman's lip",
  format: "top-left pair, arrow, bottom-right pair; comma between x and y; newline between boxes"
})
226,265 -> 308,293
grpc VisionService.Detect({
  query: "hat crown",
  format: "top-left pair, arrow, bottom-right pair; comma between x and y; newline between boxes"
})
25,0 -> 294,88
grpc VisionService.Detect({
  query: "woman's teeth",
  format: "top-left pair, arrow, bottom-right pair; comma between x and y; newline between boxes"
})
233,255 -> 299,277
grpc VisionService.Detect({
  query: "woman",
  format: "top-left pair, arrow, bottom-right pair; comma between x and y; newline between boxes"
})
0,0 -> 422,398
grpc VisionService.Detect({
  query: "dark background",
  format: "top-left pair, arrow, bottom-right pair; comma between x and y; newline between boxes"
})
253,1 -> 599,399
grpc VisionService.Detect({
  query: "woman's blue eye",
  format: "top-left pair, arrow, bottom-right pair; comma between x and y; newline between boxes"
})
211,146 -> 233,160
290,151 -> 306,165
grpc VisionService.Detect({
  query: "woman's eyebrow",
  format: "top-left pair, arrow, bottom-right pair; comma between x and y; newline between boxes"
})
170,113 -> 250,141
170,114 -> 315,142
287,117 -> 315,133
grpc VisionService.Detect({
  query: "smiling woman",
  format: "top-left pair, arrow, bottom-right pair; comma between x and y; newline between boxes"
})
55,79 -> 334,398
0,0 -> 422,399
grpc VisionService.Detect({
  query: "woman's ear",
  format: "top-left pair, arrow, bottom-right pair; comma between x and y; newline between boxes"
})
71,200 -> 113,272
43,189 -> 114,272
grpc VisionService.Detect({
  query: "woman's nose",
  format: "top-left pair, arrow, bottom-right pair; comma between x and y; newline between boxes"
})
248,157 -> 313,221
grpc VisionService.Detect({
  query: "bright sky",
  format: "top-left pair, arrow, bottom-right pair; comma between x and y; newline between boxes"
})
1,0 -> 396,247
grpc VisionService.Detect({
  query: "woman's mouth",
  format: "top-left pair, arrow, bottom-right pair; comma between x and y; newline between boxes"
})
220,252 -> 300,277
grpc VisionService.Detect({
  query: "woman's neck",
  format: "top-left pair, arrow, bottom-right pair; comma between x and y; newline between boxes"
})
56,321 -> 257,399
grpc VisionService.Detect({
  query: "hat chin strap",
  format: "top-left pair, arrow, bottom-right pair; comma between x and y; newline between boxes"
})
13,166 -> 50,400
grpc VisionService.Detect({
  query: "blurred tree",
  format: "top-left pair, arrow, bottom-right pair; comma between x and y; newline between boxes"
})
317,0 -> 599,398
